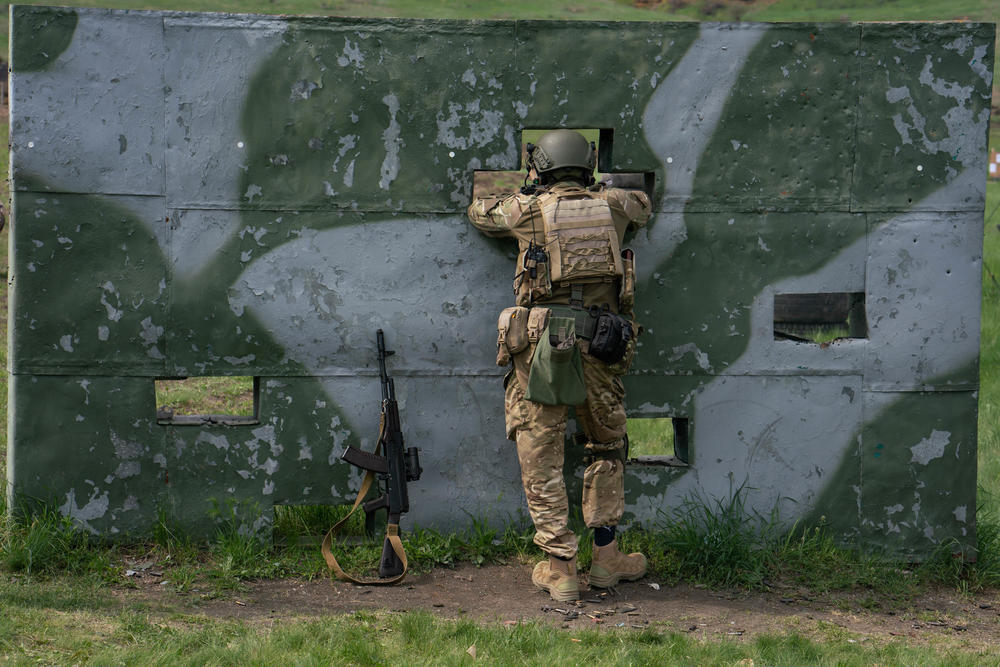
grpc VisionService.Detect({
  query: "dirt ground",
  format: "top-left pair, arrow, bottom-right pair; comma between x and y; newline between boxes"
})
116,562 -> 1000,650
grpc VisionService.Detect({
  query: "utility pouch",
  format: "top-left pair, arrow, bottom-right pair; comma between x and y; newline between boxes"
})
524,317 -> 587,406
496,306 -> 530,366
513,254 -> 552,306
619,249 -> 636,315
589,310 -> 633,365
526,307 -> 551,343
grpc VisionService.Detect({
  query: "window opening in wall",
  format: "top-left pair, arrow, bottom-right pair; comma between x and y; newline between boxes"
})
155,376 -> 259,426
627,417 -> 690,467
773,292 -> 867,343
472,128 -> 655,201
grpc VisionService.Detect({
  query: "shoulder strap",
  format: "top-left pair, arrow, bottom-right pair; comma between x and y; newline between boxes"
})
321,417 -> 410,585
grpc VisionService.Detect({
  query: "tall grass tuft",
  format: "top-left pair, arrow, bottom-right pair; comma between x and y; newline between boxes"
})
654,484 -> 778,588
922,504 -> 1000,593
619,485 -> 982,598
212,527 -> 274,582
208,498 -> 280,582
968,511 -> 1000,589
0,501 -> 83,575
151,506 -> 193,555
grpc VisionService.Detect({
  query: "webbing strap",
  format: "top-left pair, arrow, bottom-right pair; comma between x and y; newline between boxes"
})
584,439 -> 629,465
586,448 -> 627,465
549,305 -> 598,340
321,417 -> 410,585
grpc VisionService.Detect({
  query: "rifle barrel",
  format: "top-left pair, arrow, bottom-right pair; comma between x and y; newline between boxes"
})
376,329 -> 391,401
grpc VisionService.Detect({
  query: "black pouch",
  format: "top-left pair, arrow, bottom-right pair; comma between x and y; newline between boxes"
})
588,309 -> 633,365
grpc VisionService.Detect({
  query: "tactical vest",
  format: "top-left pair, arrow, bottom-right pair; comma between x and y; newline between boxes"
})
513,186 -> 625,308
540,187 -> 623,286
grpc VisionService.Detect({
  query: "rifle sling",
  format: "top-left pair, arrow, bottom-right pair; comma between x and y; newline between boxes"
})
321,413 -> 410,585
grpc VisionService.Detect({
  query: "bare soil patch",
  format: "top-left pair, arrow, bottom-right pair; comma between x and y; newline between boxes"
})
117,563 -> 1000,650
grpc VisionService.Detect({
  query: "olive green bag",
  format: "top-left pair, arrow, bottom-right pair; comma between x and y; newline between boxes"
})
524,316 -> 587,406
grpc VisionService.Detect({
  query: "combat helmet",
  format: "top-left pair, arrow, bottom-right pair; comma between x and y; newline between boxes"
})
527,129 -> 597,175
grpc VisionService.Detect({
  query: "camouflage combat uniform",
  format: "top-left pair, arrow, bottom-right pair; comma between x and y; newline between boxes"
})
468,180 -> 651,559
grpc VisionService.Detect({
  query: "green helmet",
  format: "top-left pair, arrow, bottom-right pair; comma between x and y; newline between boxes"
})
527,129 -> 596,175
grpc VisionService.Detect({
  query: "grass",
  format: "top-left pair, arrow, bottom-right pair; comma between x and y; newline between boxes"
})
979,180 -> 1000,520
7,477 -> 999,599
5,509 -> 1000,663
154,376 -> 255,416
6,604 -> 997,665
627,417 -> 676,457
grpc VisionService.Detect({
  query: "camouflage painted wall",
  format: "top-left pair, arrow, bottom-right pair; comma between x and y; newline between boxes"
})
8,6 -> 995,556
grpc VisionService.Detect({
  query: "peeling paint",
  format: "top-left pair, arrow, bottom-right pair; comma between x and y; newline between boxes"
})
195,432 -> 231,451
910,429 -> 951,465
115,461 -> 141,479
379,93 -> 402,190
59,487 -> 110,534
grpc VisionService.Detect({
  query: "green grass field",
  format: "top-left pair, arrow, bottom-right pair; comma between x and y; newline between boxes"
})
2,0 -> 1000,662
980,181 -> 1000,515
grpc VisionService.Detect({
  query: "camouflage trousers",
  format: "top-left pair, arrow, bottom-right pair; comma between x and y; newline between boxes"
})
505,343 -> 627,560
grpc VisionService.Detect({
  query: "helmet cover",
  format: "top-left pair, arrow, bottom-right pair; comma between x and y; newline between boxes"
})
529,129 -> 596,174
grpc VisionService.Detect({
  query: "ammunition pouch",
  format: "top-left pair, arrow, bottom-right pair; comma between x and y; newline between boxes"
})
526,307 -> 551,342
496,306 -> 530,366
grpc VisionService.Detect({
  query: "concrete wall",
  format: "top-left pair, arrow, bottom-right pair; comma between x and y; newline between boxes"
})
8,6 -> 995,555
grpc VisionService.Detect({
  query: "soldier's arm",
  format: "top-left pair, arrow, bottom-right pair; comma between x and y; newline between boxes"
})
607,188 -> 652,230
467,193 -> 530,237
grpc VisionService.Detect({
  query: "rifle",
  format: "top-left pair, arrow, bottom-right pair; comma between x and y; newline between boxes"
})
322,329 -> 423,583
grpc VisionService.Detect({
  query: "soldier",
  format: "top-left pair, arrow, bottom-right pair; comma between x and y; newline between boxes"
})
467,129 -> 652,601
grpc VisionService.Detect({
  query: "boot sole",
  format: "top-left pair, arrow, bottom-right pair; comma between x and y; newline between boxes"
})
588,569 -> 645,589
535,582 -> 580,602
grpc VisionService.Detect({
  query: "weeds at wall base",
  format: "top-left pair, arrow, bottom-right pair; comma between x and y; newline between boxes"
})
5,493 -> 998,605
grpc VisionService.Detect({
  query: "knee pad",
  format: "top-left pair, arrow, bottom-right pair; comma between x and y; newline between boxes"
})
583,435 -> 628,465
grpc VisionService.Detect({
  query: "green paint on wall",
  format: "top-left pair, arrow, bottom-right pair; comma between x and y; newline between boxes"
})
853,23 -> 994,210
239,20 -> 517,213
9,181 -> 373,536
688,24 -> 858,211
804,384 -> 978,558
10,190 -> 168,374
516,21 -> 698,184
11,6 -> 78,72
639,212 -> 867,375
859,391 -> 978,557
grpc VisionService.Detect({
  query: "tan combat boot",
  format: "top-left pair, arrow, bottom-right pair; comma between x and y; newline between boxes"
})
589,541 -> 647,588
532,555 -> 579,602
